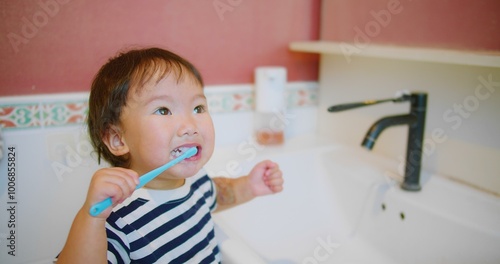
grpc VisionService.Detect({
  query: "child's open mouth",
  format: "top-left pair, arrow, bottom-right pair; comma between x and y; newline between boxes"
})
170,145 -> 200,159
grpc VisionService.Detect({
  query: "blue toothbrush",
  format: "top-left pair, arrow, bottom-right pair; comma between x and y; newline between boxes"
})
89,147 -> 198,216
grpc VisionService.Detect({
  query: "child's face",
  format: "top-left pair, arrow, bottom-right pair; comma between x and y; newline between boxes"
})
113,72 -> 215,188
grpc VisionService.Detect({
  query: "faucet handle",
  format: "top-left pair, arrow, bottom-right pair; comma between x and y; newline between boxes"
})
328,94 -> 411,112
394,90 -> 412,102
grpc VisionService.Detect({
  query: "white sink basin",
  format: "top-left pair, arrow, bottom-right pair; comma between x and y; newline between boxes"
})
207,138 -> 500,264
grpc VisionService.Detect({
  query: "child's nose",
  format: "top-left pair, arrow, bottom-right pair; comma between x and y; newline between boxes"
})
177,115 -> 198,137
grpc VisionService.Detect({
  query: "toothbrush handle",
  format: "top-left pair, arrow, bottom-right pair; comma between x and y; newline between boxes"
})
89,197 -> 113,217
88,147 -> 198,217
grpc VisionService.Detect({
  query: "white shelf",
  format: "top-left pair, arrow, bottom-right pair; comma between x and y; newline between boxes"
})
290,41 -> 500,68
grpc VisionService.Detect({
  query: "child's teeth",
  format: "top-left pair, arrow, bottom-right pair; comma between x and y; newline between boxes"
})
171,147 -> 190,157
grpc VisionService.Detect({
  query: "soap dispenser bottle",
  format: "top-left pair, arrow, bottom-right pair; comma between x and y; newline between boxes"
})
254,66 -> 287,145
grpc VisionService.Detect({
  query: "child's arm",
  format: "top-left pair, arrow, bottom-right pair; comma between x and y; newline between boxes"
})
212,160 -> 283,212
56,167 -> 139,264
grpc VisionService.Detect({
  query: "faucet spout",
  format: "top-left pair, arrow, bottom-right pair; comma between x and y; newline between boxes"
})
361,114 -> 417,150
328,92 -> 427,191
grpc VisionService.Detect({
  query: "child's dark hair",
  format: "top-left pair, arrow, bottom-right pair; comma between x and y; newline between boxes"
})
87,47 -> 204,167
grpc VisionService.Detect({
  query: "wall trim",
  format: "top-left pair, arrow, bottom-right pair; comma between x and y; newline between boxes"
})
0,82 -> 318,130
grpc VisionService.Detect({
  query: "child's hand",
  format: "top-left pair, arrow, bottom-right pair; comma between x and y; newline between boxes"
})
247,160 -> 283,197
84,167 -> 139,219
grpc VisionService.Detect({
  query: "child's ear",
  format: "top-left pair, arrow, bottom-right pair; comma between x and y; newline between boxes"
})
103,125 -> 129,156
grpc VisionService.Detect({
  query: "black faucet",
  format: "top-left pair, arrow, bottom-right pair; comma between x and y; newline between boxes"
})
328,92 -> 428,191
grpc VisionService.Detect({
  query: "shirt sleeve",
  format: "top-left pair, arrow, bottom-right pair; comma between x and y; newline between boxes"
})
197,168 -> 217,212
105,216 -> 131,264
208,176 -> 218,212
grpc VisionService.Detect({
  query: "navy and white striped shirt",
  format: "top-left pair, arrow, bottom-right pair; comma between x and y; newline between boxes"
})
106,170 -> 220,263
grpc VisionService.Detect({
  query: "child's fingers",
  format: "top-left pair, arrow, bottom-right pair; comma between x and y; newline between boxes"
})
90,168 -> 139,203
104,176 -> 136,203
265,174 -> 284,187
264,165 -> 283,193
266,162 -> 280,176
104,169 -> 139,201
265,178 -> 284,193
265,163 -> 282,178
112,167 -> 140,184
85,168 -> 139,218
107,168 -> 139,189
269,185 -> 283,193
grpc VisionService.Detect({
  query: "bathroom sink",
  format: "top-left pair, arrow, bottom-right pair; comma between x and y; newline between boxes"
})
320,147 -> 500,263
208,138 -> 500,263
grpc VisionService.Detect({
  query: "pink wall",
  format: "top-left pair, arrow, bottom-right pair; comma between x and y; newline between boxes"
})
321,0 -> 500,51
0,0 -> 320,96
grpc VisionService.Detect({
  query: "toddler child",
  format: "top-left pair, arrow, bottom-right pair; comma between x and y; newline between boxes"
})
56,47 -> 283,263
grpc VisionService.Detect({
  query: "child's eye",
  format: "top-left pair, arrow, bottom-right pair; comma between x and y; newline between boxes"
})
193,105 -> 206,114
154,107 -> 172,115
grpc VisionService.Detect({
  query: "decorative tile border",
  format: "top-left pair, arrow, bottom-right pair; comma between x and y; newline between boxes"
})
205,82 -> 318,113
0,103 -> 42,129
0,82 -> 318,130
0,101 -> 88,129
43,101 -> 89,127
205,85 -> 254,113
286,82 -> 318,108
